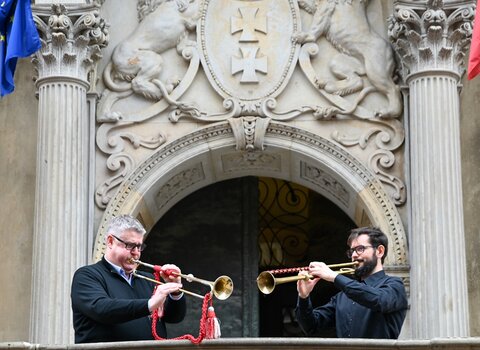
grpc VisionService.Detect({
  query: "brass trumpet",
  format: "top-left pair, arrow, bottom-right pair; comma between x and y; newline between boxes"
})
257,262 -> 358,295
131,259 -> 234,300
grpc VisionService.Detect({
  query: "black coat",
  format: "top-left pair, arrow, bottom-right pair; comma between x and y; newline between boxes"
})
71,257 -> 186,343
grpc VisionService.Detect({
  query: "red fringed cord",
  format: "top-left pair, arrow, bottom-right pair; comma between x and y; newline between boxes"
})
150,270 -> 216,344
206,305 -> 221,339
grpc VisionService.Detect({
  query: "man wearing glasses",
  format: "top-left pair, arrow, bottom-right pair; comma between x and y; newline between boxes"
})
71,215 -> 186,343
295,227 -> 408,339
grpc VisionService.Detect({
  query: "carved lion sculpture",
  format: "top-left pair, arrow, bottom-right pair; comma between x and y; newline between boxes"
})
103,0 -> 201,100
294,0 -> 402,118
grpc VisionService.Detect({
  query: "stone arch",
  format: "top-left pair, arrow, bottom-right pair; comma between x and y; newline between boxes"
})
93,120 -> 409,282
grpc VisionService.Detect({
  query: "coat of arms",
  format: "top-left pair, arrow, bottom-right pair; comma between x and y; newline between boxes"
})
97,0 -> 402,123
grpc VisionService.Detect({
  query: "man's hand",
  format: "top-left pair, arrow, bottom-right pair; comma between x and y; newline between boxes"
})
148,282 -> 182,313
297,261 -> 339,299
309,261 -> 338,283
160,264 -> 182,284
297,270 -> 317,299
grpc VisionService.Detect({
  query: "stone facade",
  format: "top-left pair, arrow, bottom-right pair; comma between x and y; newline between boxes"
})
0,0 -> 480,346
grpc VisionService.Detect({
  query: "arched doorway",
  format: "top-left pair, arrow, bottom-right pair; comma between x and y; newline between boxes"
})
139,176 -> 356,337
93,121 -> 410,336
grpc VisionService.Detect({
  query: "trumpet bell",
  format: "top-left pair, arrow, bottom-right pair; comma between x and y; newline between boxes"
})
256,271 -> 275,295
256,271 -> 310,294
213,275 -> 234,300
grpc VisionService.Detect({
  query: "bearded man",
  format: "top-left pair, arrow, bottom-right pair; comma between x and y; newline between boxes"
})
295,227 -> 408,339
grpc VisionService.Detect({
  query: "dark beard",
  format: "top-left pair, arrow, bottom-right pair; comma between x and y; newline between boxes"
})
354,255 -> 377,279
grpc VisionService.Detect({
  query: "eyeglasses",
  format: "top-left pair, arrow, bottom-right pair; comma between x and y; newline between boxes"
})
111,235 -> 146,252
346,245 -> 375,258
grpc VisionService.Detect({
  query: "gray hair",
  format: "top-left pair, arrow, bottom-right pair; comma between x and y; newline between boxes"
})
106,215 -> 146,240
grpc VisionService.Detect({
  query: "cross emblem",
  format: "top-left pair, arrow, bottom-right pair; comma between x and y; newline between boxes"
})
231,7 -> 267,42
231,47 -> 267,83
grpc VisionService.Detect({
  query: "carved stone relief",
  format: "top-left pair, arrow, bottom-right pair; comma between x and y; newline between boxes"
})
294,0 -> 402,119
300,161 -> 350,208
95,124 -> 167,208
33,3 -> 109,82
229,116 -> 271,151
95,0 -> 407,211
222,152 -> 282,173
154,162 -> 205,211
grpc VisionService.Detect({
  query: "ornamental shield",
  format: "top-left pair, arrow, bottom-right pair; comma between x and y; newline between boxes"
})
198,0 -> 300,102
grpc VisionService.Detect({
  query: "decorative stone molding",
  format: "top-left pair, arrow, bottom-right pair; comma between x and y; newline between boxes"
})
95,123 -> 167,209
388,0 -> 475,81
331,118 -> 406,206
154,162 -> 206,211
229,116 -> 271,151
300,161 -> 350,208
32,2 -> 109,84
222,152 -> 282,173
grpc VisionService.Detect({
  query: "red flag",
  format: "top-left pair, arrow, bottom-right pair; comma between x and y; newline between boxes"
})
468,1 -> 480,80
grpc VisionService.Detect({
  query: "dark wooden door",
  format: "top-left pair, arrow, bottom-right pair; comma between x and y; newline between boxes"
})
141,177 -> 259,337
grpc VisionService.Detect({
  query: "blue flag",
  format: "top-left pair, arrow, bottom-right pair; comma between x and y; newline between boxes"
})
0,0 -> 41,97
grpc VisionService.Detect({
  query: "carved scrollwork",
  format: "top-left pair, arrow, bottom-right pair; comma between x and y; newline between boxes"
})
95,123 -> 167,208
95,153 -> 135,209
369,150 -> 406,206
332,119 -> 405,151
331,118 -> 406,205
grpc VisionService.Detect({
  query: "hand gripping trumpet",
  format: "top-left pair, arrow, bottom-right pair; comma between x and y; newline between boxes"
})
257,261 -> 358,294
130,259 -> 234,300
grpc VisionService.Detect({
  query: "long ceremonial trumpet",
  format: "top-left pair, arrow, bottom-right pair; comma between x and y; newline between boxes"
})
257,262 -> 358,295
131,259 -> 234,300
132,270 -> 205,299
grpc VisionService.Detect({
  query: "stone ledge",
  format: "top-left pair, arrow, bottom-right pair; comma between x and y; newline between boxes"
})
2,338 -> 480,350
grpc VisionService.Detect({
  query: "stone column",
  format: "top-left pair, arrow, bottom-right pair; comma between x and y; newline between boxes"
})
389,0 -> 475,338
30,3 -> 108,344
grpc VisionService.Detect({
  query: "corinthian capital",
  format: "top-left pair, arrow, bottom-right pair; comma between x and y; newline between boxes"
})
388,0 -> 475,81
32,3 -> 109,84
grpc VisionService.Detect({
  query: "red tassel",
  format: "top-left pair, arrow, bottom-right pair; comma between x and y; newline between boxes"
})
205,306 -> 221,339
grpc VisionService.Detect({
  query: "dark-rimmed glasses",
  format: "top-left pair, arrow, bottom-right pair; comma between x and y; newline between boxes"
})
346,245 -> 375,259
112,235 -> 146,252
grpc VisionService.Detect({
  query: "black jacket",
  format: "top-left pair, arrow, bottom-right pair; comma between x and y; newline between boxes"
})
71,257 -> 186,343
